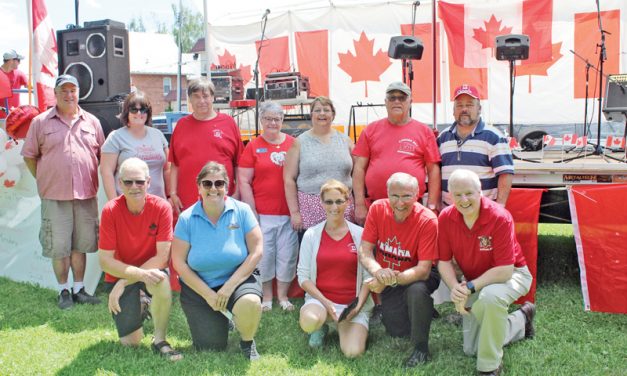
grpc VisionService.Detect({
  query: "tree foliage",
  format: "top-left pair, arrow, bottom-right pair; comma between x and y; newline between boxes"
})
128,16 -> 146,32
170,3 -> 204,53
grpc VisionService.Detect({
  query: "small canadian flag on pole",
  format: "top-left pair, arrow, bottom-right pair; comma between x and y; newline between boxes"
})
508,137 -> 520,150
543,134 -> 556,146
562,133 -> 578,146
576,136 -> 588,148
605,135 -> 626,149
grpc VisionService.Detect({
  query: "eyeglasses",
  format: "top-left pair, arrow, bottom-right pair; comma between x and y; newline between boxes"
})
389,194 -> 415,202
121,179 -> 146,187
129,107 -> 148,114
262,117 -> 282,123
201,179 -> 226,189
312,108 -> 334,114
386,95 -> 408,102
323,199 -> 347,206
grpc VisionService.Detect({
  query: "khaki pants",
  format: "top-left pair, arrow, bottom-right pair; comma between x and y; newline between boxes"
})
462,266 -> 533,372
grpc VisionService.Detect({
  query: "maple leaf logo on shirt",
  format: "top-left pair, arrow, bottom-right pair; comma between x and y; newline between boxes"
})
337,31 -> 392,97
473,15 -> 513,51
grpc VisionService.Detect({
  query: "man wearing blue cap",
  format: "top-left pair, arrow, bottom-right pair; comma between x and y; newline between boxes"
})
22,74 -> 105,309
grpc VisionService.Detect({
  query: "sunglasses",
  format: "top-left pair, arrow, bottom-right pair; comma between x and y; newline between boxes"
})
201,180 -> 226,189
121,179 -> 146,187
323,199 -> 347,206
386,95 -> 408,102
129,107 -> 148,114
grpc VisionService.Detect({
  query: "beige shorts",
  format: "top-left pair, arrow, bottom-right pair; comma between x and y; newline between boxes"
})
40,198 -> 99,259
303,297 -> 370,330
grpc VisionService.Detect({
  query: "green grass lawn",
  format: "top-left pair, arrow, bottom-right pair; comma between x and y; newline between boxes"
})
1,224 -> 626,375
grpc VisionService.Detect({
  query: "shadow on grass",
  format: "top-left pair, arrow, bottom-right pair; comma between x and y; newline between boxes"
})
0,277 -> 114,333
536,233 -> 579,285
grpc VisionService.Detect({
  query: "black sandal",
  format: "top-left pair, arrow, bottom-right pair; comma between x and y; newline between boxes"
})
151,340 -> 183,361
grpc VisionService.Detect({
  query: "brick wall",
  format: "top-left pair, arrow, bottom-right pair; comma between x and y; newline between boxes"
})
131,74 -> 187,115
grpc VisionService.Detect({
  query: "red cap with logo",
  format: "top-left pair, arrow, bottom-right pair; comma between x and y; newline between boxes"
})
453,84 -> 480,100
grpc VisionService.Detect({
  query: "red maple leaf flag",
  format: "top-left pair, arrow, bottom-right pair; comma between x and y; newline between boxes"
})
30,0 -> 58,111
576,136 -> 588,148
211,49 -> 253,87
543,134 -> 556,146
562,133 -> 578,146
438,0 -> 553,68
606,136 -> 626,149
508,137 -> 520,150
337,31 -> 392,97
515,42 -> 563,92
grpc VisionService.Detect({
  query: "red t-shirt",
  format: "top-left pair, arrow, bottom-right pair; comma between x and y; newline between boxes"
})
99,194 -> 173,283
315,230 -> 358,304
362,199 -> 438,272
169,113 -> 244,208
352,118 -> 441,201
0,69 -> 28,118
238,134 -> 294,215
438,196 -> 527,281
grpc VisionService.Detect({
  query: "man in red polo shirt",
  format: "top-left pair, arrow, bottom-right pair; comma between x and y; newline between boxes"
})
359,172 -> 440,368
438,169 -> 535,376
99,157 -> 182,361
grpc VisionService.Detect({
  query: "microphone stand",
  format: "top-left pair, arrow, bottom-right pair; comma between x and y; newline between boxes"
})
253,12 -> 269,137
559,0 -> 624,163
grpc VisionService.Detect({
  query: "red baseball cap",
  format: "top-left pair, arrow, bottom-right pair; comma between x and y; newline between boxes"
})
453,84 -> 480,100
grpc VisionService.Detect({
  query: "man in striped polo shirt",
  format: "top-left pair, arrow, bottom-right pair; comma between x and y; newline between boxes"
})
437,85 -> 514,207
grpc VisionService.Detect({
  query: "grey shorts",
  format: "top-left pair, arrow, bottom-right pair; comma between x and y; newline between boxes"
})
39,198 -> 99,259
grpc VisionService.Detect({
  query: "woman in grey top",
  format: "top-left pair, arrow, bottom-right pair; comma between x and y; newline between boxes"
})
284,96 -> 354,233
100,92 -> 170,200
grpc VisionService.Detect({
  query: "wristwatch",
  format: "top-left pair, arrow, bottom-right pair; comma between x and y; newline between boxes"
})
466,281 -> 476,294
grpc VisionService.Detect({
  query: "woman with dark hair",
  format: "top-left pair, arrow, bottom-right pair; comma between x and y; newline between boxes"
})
101,91 -> 169,200
172,161 -> 263,361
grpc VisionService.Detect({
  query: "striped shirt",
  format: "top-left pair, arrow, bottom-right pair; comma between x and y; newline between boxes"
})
437,120 -> 513,205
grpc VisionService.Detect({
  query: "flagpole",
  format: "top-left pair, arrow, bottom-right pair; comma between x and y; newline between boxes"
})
27,0 -> 34,106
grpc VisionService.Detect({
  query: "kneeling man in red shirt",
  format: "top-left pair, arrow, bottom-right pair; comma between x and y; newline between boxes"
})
438,169 -> 535,376
99,157 -> 182,361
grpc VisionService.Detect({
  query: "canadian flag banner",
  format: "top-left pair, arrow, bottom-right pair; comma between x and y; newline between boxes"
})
30,0 -> 57,111
543,134 -> 556,146
569,185 -> 627,314
575,136 -> 588,148
605,135 -> 626,149
507,137 -> 520,150
562,133 -> 578,146
438,0 -> 553,68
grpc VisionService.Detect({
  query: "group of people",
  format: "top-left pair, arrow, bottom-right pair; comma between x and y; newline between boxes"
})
19,70 -> 533,375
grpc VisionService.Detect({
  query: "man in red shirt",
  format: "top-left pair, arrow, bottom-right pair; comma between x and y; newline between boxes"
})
438,169 -> 535,376
99,157 -> 182,361
1,49 -> 28,119
359,172 -> 440,368
352,81 -> 441,225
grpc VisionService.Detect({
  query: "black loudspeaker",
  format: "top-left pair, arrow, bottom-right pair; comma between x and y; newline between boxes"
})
603,74 -> 627,122
57,20 -> 130,103
495,34 -> 529,61
80,100 -> 123,138
388,36 -> 424,60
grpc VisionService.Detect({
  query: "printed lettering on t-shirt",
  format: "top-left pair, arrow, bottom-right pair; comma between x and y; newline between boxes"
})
136,144 -> 163,162
270,151 -> 287,166
228,222 -> 240,230
378,236 -> 410,269
148,223 -> 157,236
397,138 -> 417,155
478,235 -> 493,251
213,129 -> 223,139
348,242 -> 357,254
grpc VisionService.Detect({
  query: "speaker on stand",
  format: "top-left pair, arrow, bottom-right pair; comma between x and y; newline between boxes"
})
57,19 -> 130,138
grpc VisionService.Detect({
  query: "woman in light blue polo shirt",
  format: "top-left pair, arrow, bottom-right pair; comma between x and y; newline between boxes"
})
172,161 -> 263,361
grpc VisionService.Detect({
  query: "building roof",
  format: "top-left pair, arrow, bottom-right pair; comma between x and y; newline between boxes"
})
129,32 -> 197,75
